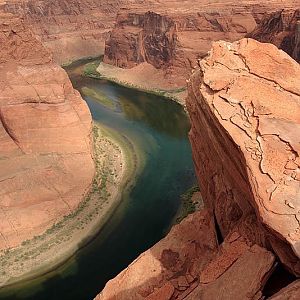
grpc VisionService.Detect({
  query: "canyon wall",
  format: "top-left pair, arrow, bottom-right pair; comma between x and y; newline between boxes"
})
187,38 -> 300,275
0,0 -> 142,64
104,11 -> 177,69
0,17 -> 94,250
101,1 -> 299,88
2,0 -> 297,84
95,39 -> 300,299
248,9 -> 300,62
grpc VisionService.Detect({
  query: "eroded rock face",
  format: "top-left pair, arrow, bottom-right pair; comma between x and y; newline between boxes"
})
104,11 -> 177,69
0,18 -> 94,250
103,5 -> 260,87
95,209 -> 218,300
101,1 -> 299,87
187,38 -> 300,274
248,9 -> 300,62
96,210 -> 276,300
0,0 -> 132,63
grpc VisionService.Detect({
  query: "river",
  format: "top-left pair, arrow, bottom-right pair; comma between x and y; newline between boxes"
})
0,59 -> 196,300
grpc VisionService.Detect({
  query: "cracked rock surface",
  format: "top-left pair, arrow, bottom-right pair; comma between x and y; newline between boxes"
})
94,38 -> 299,300
187,38 -> 300,275
95,210 -> 219,300
0,18 -> 94,250
248,9 -> 300,63
96,211 -> 275,300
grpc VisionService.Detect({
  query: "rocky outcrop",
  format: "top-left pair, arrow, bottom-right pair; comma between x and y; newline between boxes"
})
104,11 -> 177,69
0,17 -> 94,250
95,209 -> 218,300
187,38 -> 300,274
0,0 -> 135,63
96,38 -> 300,299
96,210 -> 276,300
248,9 -> 300,62
102,1 -> 299,88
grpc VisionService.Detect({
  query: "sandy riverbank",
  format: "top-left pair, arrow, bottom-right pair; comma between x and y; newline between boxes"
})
0,122 -> 140,288
83,61 -> 187,106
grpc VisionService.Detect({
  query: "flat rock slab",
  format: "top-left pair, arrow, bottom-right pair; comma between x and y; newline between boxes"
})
96,209 -> 218,300
189,244 -> 275,300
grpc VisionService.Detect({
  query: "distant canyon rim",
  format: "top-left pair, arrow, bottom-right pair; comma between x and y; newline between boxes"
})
0,0 -> 300,300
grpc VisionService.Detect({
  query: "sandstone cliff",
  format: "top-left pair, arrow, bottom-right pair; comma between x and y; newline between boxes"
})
102,6 -> 258,88
0,17 -> 94,250
188,38 -> 300,275
248,9 -> 300,62
101,1 -> 299,89
0,0 -> 140,63
95,39 -> 300,299
104,11 -> 177,69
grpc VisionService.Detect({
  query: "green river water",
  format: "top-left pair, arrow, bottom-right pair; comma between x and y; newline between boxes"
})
0,59 -> 196,300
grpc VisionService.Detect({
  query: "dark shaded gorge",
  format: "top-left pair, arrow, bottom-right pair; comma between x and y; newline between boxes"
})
0,59 -> 196,300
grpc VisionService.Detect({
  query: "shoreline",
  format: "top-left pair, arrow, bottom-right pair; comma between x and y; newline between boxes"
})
61,55 -> 103,68
0,122 -> 141,291
83,60 -> 187,107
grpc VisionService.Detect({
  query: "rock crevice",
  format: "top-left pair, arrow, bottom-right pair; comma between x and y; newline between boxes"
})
96,38 -> 300,299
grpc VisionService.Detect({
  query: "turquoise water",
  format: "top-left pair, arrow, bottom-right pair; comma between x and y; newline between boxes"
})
0,60 -> 196,300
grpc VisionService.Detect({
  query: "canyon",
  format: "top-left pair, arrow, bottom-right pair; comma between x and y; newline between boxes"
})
98,1 -> 299,98
0,0 -> 141,63
248,9 -> 300,63
96,38 -> 300,300
0,0 -> 300,299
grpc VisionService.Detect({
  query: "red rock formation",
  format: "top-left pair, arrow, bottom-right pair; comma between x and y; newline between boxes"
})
0,17 -> 94,249
102,1 -> 299,87
95,210 -> 218,300
96,210 -> 275,300
248,9 -> 300,62
103,7 -> 259,86
187,38 -> 300,274
104,11 -> 177,69
0,0 -> 138,63
96,38 -> 300,299
270,280 -> 300,299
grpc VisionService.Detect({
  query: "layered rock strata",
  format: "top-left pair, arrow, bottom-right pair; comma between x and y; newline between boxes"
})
101,1 -> 299,88
0,0 -> 137,63
248,9 -> 300,62
187,38 -> 300,273
104,11 -> 177,69
96,39 -> 300,299
0,18 -> 94,250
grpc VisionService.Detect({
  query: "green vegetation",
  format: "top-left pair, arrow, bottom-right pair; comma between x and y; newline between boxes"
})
175,185 -> 202,224
81,61 -> 186,104
83,60 -> 102,79
96,75 -> 186,103
0,122 -> 141,285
